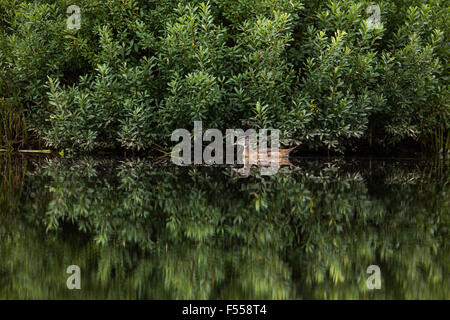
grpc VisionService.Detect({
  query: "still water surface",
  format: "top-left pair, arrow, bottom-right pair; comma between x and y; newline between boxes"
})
0,155 -> 448,299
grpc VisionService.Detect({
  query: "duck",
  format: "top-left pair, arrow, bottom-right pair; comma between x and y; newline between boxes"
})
233,136 -> 296,177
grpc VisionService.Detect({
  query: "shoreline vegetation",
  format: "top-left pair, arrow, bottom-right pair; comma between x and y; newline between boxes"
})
0,1 -> 448,157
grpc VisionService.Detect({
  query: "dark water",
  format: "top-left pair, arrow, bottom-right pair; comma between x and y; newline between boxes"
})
0,155 -> 448,299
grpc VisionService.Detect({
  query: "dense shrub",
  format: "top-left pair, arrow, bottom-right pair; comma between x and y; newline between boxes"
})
0,0 -> 448,153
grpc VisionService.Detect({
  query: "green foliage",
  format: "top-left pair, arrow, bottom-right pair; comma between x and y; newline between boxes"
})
158,2 -> 229,132
0,0 -> 448,153
0,97 -> 28,150
1,156 -> 448,298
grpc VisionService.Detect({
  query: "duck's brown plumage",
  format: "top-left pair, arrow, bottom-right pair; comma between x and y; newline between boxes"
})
234,138 -> 296,177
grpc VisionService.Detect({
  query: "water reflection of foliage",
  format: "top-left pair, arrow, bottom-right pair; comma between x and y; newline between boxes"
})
1,157 -> 448,299
0,154 -> 26,213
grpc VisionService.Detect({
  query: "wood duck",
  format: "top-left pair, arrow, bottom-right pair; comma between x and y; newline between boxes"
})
233,136 -> 296,177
